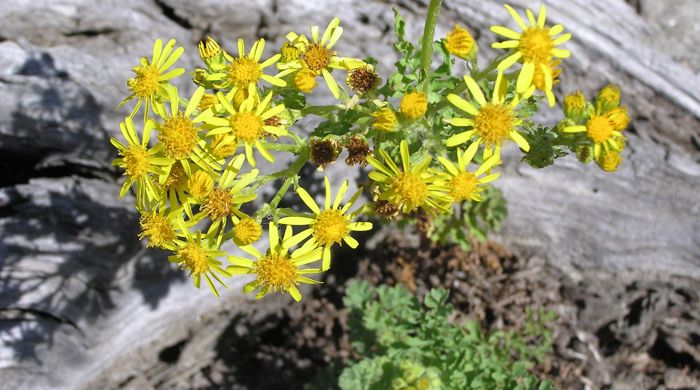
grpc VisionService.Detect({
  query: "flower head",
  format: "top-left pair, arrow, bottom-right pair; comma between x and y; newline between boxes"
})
372,107 -> 398,132
279,177 -> 372,270
202,87 -> 288,167
367,141 -> 449,214
435,144 -> 501,204
279,18 -> 365,98
400,92 -> 428,120
228,223 -> 323,301
490,5 -> 571,106
445,72 -> 530,160
445,24 -> 477,60
169,231 -> 231,297
205,38 -> 286,91
111,118 -> 170,205
120,39 -> 185,118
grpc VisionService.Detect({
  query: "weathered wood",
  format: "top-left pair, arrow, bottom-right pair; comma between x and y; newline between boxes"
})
0,0 -> 698,388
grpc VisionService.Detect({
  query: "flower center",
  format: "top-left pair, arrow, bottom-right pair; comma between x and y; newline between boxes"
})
586,115 -> 614,143
474,104 -> 513,145
303,43 -> 333,71
138,213 -> 176,248
159,114 -> 198,160
391,172 -> 428,210
178,243 -> 210,276
519,27 -> 554,63
448,172 -> 477,202
233,218 -> 262,246
313,209 -> 349,246
400,92 -> 428,120
231,112 -> 264,143
255,253 -> 297,291
202,187 -> 233,221
128,64 -> 160,98
122,144 -> 150,178
227,57 -> 261,88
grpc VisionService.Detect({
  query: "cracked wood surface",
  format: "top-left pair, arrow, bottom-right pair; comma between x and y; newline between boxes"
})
0,0 -> 698,388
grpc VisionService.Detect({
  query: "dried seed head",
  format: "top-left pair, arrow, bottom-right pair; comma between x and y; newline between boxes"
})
310,138 -> 340,170
345,136 -> 370,167
346,66 -> 380,95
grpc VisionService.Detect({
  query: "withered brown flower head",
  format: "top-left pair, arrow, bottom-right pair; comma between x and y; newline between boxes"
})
310,138 -> 340,169
345,136 -> 371,167
346,66 -> 380,95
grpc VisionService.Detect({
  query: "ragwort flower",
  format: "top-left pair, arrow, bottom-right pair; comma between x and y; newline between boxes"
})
435,143 -> 501,204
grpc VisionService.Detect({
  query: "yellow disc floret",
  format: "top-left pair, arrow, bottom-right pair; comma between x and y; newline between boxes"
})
519,27 -> 554,63
303,43 -> 333,71
228,57 -> 262,88
138,213 -> 176,248
448,172 -> 478,202
391,172 -> 428,210
121,144 -> 150,178
400,92 -> 428,120
586,115 -> 614,143
445,24 -> 477,60
474,104 -> 513,145
231,112 -> 264,143
233,218 -> 263,245
188,171 -> 214,199
198,93 -> 218,112
313,209 -> 349,246
202,187 -> 233,220
372,107 -> 397,132
159,114 -> 198,160
177,242 -> 210,276
254,253 -> 298,292
127,64 -> 160,99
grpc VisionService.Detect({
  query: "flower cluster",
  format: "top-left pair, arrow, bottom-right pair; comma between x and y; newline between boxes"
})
113,19 -> 373,301
113,3 -> 629,300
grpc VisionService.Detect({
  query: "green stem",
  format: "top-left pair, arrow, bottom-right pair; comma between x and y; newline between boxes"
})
268,146 -> 309,211
419,0 -> 443,89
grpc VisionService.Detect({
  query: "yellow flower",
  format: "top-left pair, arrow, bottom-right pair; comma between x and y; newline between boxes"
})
372,107 -> 398,132
233,217 -> 263,246
445,72 -> 530,160
192,154 -> 258,240
606,106 -> 630,131
279,177 -> 372,271
445,24 -> 477,60
206,38 -> 287,90
111,117 -> 170,204
400,92 -> 428,120
367,140 -> 450,214
138,207 -> 183,250
563,91 -> 586,119
120,39 -> 185,118
435,144 -> 501,204
597,84 -> 621,109
202,87 -> 288,167
197,36 -> 223,64
490,4 -> 571,105
597,150 -> 622,172
528,58 -> 561,107
228,223 -> 323,302
294,67 -> 319,93
563,112 -> 624,160
152,86 -> 220,176
279,18 -> 365,98
169,231 -> 231,297
187,170 -> 214,200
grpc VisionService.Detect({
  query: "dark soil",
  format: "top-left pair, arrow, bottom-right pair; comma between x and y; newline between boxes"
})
196,229 -> 700,390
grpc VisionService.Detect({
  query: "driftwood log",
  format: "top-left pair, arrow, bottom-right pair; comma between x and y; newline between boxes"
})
0,0 -> 698,388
